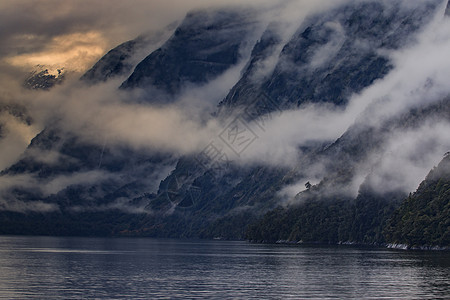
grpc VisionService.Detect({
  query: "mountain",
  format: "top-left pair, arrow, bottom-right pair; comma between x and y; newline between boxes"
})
0,0 -> 449,246
120,8 -> 261,97
219,0 -> 427,112
384,153 -> 450,248
80,23 -> 177,84
0,7 -> 264,235
23,67 -> 65,90
246,95 -> 450,245
130,0 -> 446,240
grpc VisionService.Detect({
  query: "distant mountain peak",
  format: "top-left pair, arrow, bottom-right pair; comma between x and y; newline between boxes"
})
24,66 -> 65,90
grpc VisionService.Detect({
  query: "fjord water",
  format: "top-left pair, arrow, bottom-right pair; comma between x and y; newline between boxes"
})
0,236 -> 449,299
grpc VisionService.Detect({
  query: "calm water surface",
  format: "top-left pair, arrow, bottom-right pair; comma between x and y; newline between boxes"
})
0,236 -> 449,299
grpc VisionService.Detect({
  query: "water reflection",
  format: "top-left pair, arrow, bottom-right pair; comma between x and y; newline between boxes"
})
0,236 -> 449,299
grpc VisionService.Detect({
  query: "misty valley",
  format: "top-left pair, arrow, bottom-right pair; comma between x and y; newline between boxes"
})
0,0 -> 450,260
0,0 -> 449,251
1,0 -> 450,298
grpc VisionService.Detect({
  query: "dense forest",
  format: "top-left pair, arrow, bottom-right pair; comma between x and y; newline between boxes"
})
246,155 -> 450,248
384,154 -> 450,247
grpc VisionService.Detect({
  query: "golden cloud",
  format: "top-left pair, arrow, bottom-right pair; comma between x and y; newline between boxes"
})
5,31 -> 107,72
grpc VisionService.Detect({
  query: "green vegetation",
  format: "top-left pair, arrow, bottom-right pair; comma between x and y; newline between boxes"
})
384,155 -> 450,247
247,155 -> 450,248
246,194 -> 400,245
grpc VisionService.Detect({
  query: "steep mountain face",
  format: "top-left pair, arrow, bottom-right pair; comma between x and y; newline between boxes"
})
134,0 -> 445,239
6,24 -> 179,177
0,0 -> 448,244
0,7 -> 263,231
80,38 -> 151,84
219,1 -> 439,112
80,24 -> 177,84
247,95 -> 450,244
120,9 -> 261,96
2,123 -> 177,214
385,154 -> 450,248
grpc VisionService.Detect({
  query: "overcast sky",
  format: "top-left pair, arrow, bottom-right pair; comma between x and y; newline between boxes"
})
0,0 -> 347,75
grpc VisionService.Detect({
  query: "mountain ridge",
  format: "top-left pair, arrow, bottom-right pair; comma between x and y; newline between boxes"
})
0,0 -> 448,248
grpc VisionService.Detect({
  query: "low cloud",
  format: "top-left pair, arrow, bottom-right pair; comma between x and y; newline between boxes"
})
0,199 -> 58,213
268,3 -> 450,198
365,120 -> 450,194
5,31 -> 108,73
0,0 -> 449,212
0,112 -> 40,170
